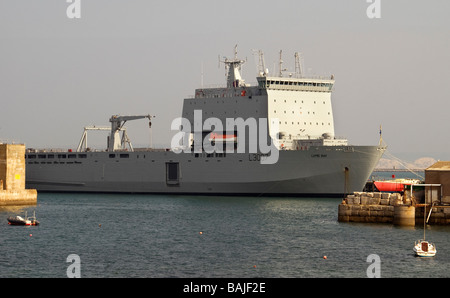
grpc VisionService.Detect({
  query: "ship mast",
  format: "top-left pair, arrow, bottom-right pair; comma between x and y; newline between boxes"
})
278,50 -> 287,77
219,45 -> 247,88
294,52 -> 303,77
253,49 -> 268,77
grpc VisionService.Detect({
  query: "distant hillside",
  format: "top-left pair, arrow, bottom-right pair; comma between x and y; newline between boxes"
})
376,157 -> 437,170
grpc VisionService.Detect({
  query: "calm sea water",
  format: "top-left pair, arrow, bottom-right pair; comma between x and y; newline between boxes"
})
1,172 -> 449,278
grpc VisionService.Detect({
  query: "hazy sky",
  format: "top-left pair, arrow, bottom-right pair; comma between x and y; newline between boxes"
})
1,0 -> 449,162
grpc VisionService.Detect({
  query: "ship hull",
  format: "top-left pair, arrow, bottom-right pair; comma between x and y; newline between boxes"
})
26,145 -> 385,197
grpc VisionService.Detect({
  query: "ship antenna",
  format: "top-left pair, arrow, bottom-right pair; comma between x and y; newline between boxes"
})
279,50 -> 287,77
252,49 -> 267,77
379,124 -> 383,146
201,61 -> 204,88
294,52 -> 303,78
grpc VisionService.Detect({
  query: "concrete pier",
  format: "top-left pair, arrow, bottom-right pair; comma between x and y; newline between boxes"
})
0,144 -> 37,206
393,205 -> 415,226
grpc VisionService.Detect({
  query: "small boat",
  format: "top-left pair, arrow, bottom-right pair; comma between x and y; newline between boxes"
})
414,204 -> 436,257
7,211 -> 40,226
414,240 -> 436,257
374,178 -> 421,192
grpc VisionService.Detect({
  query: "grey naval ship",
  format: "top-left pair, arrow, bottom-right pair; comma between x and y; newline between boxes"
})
25,47 -> 386,196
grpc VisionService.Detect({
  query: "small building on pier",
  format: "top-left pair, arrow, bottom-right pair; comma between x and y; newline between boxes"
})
425,161 -> 450,205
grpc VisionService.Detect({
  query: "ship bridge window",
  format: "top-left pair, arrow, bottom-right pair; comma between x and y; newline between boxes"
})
68,154 -> 76,159
120,154 -> 129,158
58,154 -> 66,159
109,154 -> 116,158
78,154 -> 87,158
38,155 -> 46,159
48,154 -> 54,159
27,154 -> 36,159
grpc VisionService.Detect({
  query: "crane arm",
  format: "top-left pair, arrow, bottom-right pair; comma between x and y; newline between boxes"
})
109,115 -> 152,123
108,114 -> 155,151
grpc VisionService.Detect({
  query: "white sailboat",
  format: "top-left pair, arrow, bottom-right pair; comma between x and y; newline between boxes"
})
413,204 -> 436,257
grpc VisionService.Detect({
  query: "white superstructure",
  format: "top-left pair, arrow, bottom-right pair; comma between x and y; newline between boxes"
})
183,47 -> 343,152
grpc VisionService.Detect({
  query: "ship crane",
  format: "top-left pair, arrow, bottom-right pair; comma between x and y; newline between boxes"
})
76,115 -> 154,152
77,125 -> 111,152
109,114 -> 154,152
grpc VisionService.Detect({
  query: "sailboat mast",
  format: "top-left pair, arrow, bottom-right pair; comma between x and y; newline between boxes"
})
424,205 -> 426,240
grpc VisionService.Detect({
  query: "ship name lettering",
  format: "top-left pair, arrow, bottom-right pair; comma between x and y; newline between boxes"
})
311,154 -> 327,158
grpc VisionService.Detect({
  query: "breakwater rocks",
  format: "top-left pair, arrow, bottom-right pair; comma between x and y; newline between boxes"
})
338,192 -> 414,225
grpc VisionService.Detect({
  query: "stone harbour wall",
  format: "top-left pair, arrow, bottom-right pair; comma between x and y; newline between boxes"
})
338,192 -> 408,224
339,191 -> 450,225
0,144 -> 37,206
0,189 -> 37,206
416,206 -> 450,225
